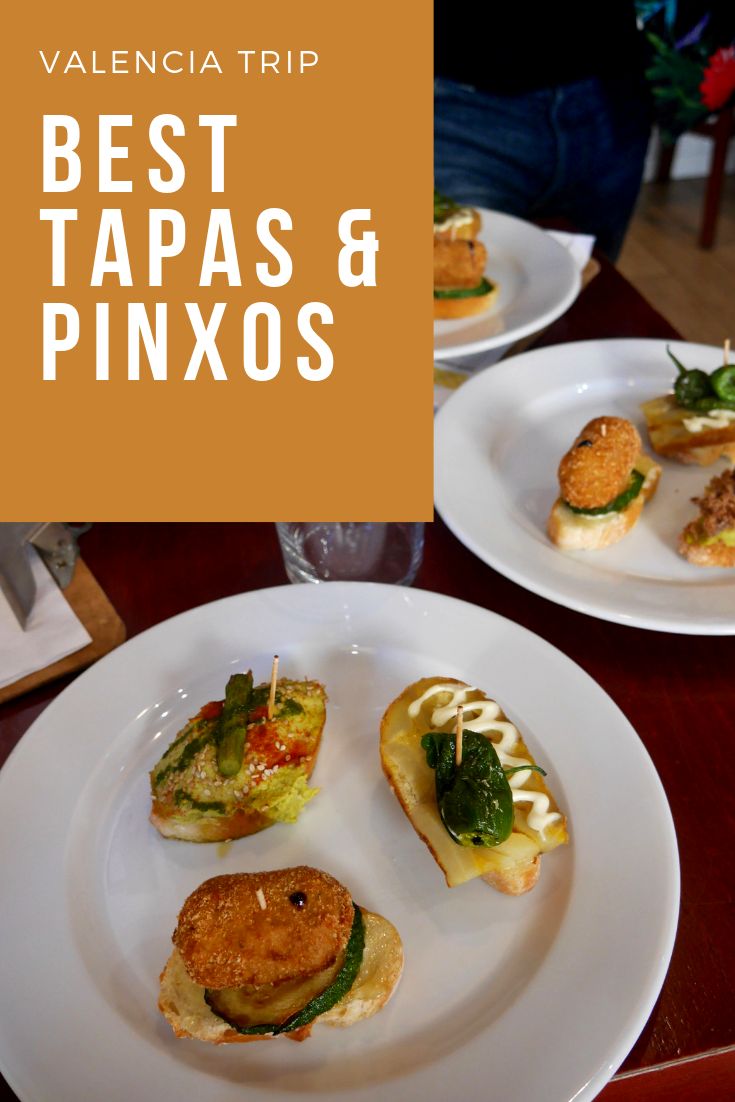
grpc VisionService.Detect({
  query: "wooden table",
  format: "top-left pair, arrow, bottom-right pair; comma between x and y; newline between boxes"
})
1,260 -> 733,1101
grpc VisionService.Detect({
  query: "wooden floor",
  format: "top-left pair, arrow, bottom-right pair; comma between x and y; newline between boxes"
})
617,176 -> 735,346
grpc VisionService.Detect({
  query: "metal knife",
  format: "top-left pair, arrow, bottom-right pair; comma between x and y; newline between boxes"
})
0,523 -> 85,629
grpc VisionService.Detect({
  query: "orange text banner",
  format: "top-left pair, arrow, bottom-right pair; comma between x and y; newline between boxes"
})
3,1 -> 433,520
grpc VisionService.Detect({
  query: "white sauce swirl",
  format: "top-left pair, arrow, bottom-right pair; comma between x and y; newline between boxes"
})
408,683 -> 561,834
434,208 -> 475,236
683,409 -> 735,433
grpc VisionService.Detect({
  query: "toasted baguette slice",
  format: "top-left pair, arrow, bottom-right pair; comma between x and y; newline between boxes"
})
380,677 -> 568,894
150,678 -> 326,842
679,530 -> 735,566
640,394 -> 735,465
434,281 -> 498,320
547,452 -> 661,551
159,910 -> 403,1044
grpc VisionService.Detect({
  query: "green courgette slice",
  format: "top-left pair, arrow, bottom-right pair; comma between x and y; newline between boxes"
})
434,277 -> 494,300
204,903 -> 365,1036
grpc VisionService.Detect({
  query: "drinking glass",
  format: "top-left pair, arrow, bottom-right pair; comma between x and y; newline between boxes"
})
275,522 -> 424,585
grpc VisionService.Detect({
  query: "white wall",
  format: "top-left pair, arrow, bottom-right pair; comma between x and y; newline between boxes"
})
644,129 -> 735,181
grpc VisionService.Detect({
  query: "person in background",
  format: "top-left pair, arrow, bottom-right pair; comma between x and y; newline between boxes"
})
434,1 -> 651,260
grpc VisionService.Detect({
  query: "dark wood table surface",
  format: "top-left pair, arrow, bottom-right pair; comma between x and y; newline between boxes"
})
1,260 -> 733,1101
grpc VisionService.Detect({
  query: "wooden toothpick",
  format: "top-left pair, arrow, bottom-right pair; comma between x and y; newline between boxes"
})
455,705 -> 464,766
725,338 -> 731,366
267,655 -> 279,719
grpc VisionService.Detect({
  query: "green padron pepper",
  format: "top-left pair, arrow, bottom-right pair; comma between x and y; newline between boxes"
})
711,365 -> 735,404
421,730 -> 544,848
215,671 -> 254,776
668,347 -> 735,412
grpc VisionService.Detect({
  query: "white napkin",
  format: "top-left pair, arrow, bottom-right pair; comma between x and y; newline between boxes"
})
545,229 -> 595,271
434,229 -> 596,409
0,547 -> 92,689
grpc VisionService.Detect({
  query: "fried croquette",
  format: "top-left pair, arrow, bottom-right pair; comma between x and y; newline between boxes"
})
159,867 -> 404,1044
173,868 -> 354,990
558,417 -> 642,510
433,238 -> 488,289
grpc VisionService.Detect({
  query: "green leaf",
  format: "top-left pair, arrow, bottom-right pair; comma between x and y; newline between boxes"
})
422,730 -> 514,848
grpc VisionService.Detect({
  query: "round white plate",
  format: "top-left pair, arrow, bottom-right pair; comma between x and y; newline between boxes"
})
433,210 -> 581,358
0,584 -> 678,1102
435,339 -> 735,634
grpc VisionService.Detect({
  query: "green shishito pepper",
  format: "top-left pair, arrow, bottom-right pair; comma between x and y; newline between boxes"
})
204,904 -> 365,1036
434,278 -> 494,300
215,672 -> 254,776
669,346 -> 735,412
421,730 -> 545,848
563,469 -> 645,517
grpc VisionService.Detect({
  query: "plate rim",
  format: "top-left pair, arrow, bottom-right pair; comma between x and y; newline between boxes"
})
0,582 -> 680,1102
435,337 -> 735,635
433,209 -> 582,357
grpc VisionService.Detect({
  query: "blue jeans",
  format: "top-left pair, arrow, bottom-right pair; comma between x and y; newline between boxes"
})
434,77 -> 651,260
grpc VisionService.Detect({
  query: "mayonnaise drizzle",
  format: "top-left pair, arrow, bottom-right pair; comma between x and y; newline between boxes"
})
683,409 -> 735,434
408,683 -> 561,834
434,208 -> 475,236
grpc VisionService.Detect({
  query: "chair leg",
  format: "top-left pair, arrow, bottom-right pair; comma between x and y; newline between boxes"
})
655,138 -> 676,183
699,111 -> 733,249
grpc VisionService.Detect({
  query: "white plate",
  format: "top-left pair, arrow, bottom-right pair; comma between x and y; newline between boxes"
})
0,584 -> 678,1102
435,338 -> 735,634
434,210 -> 581,358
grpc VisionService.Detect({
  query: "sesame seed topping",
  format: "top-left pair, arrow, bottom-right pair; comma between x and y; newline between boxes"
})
255,888 -> 267,910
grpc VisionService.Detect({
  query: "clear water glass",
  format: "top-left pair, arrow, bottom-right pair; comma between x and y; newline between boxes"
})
275,523 -> 424,585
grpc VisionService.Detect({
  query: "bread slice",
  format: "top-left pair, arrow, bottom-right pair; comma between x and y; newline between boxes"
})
434,281 -> 499,320
150,678 -> 326,842
640,394 -> 735,465
679,531 -> 735,566
547,452 -> 661,551
159,910 -> 403,1043
380,677 -> 568,894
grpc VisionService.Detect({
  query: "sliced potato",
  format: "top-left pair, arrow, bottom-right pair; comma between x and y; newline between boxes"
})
641,394 -> 735,464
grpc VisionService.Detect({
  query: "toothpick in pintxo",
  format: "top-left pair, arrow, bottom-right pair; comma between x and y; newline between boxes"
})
455,705 -> 464,766
267,655 -> 279,720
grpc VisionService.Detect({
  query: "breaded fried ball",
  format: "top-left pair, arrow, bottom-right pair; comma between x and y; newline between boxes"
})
558,417 -> 641,509
173,868 -> 354,990
433,238 -> 488,288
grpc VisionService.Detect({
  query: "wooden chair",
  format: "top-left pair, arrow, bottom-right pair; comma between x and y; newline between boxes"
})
655,106 -> 735,248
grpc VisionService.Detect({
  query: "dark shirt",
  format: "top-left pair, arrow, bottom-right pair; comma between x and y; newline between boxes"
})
435,0 -> 645,94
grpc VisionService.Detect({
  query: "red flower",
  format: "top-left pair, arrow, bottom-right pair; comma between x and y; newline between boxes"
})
700,46 -> 735,111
